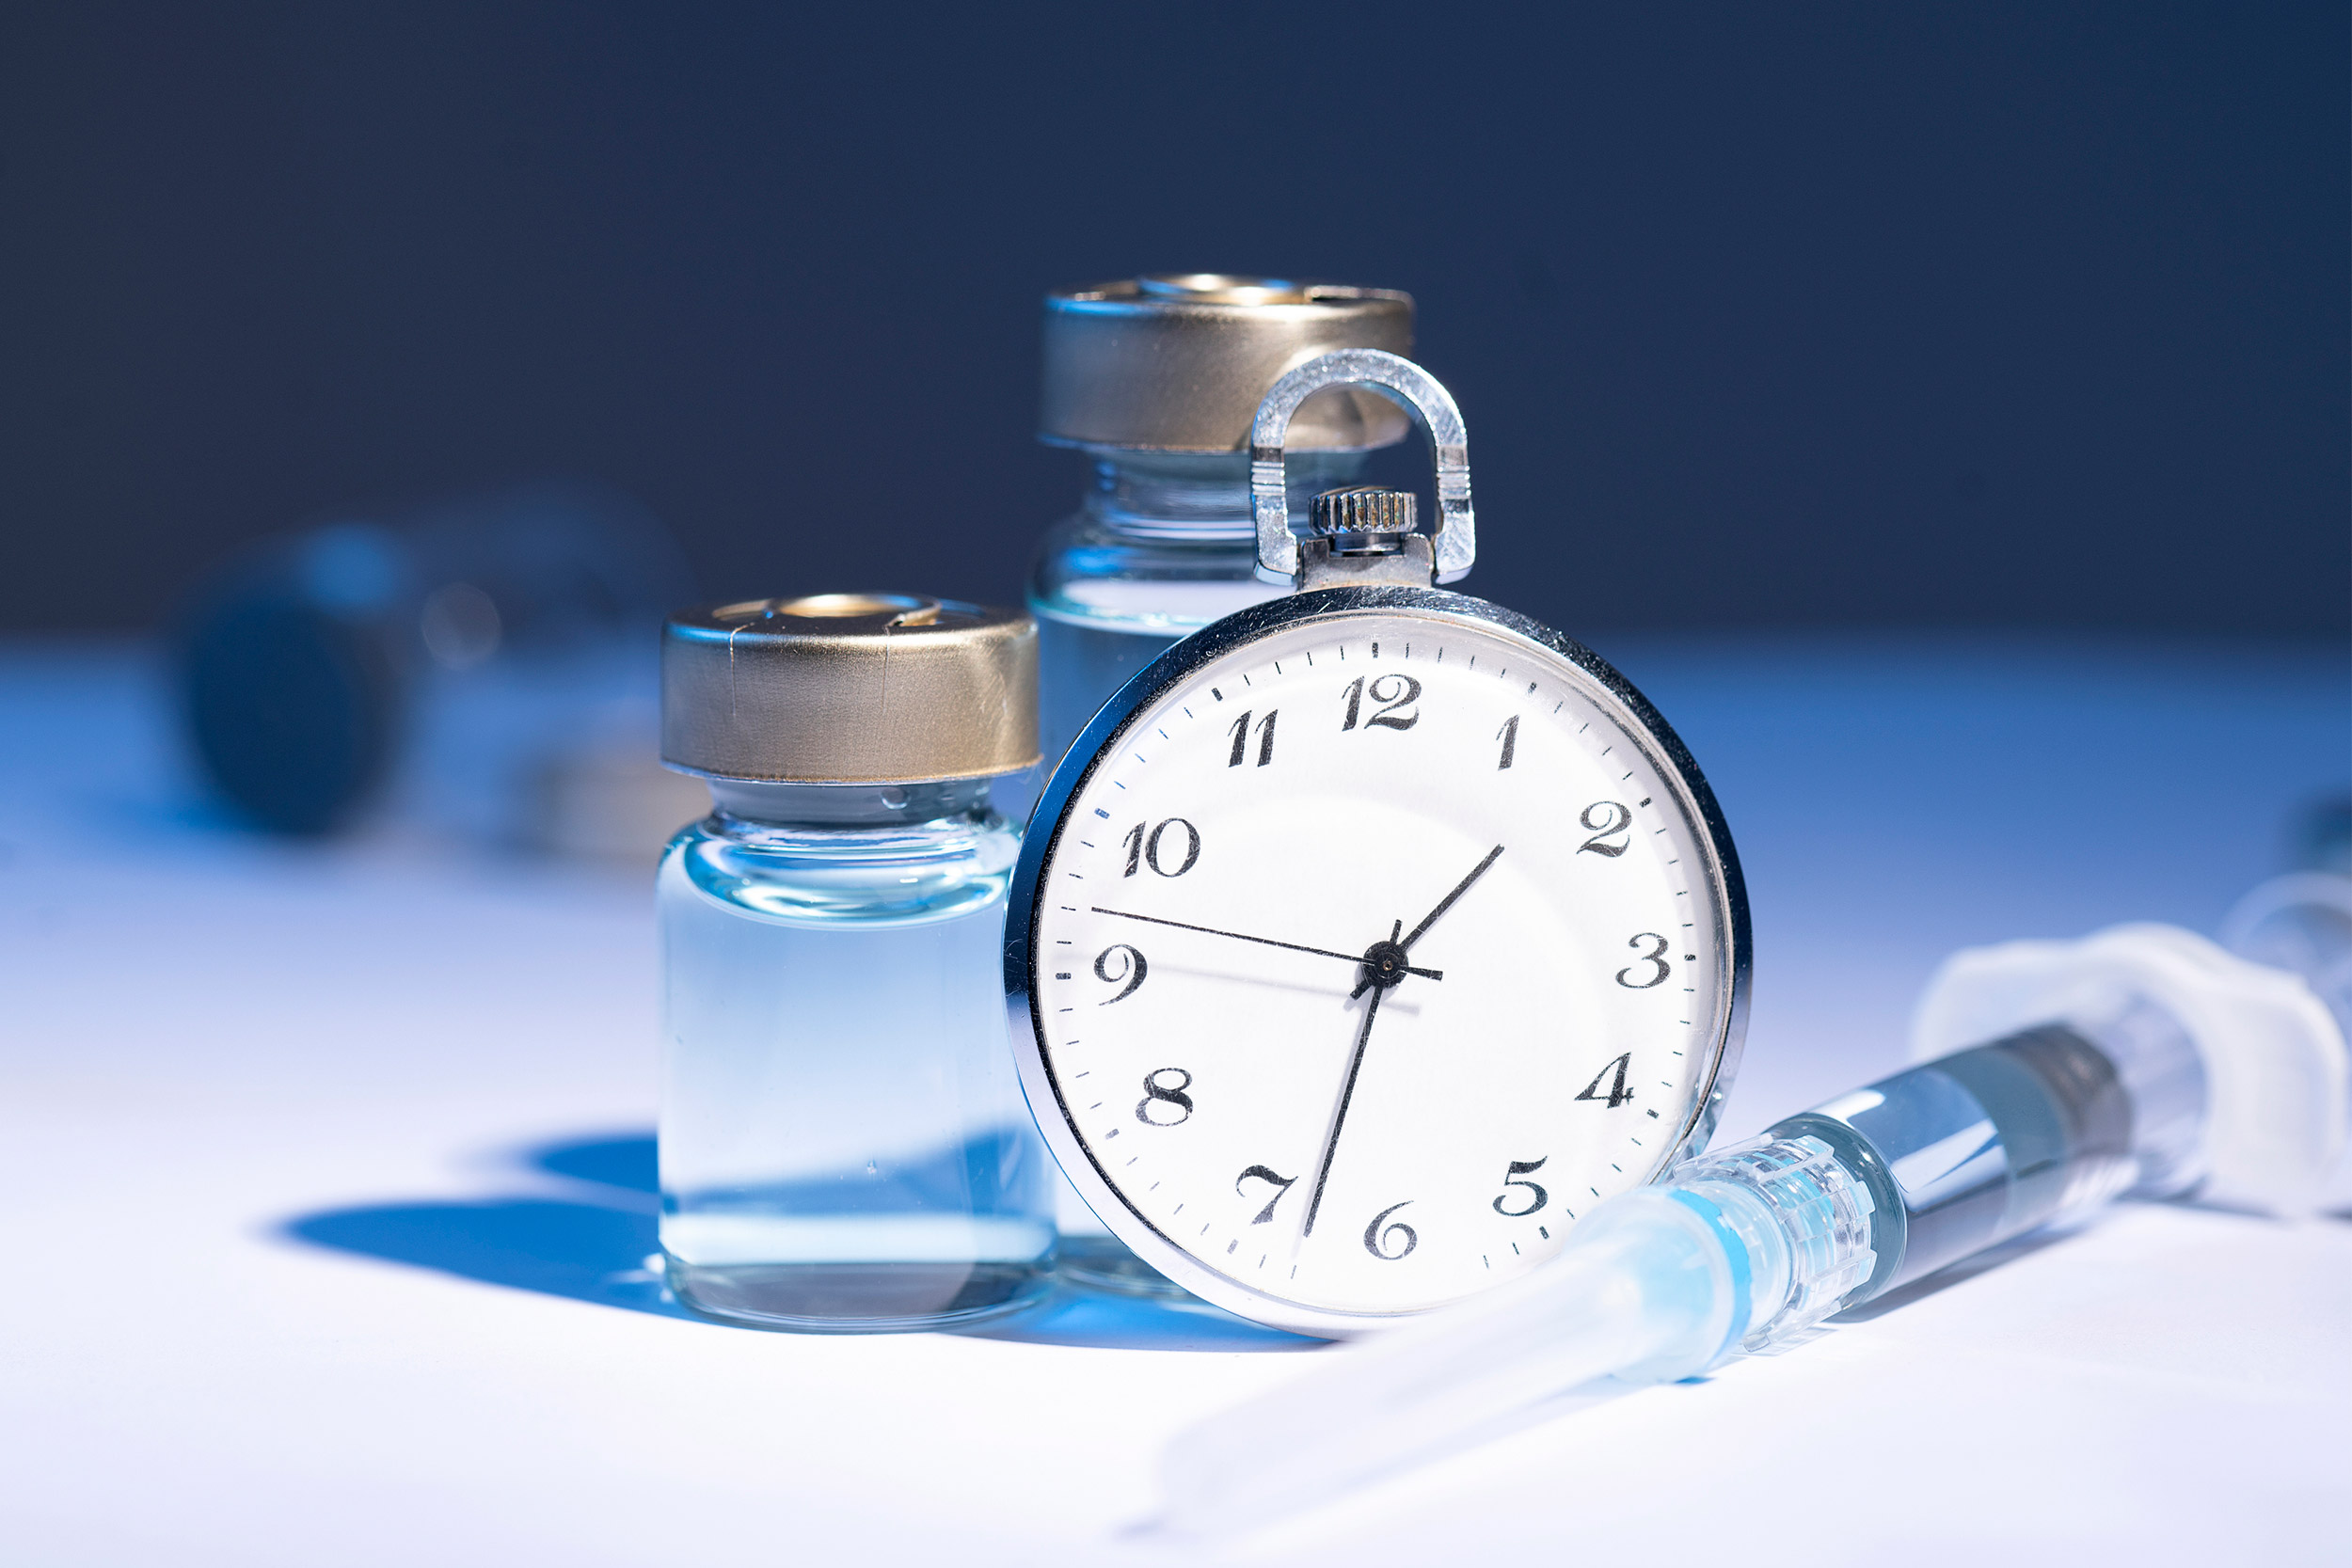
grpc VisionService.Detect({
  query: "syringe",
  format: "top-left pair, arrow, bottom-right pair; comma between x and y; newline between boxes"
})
1162,893 -> 2350,1537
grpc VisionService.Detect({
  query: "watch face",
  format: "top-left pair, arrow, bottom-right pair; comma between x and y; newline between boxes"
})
1009,588 -> 1747,1336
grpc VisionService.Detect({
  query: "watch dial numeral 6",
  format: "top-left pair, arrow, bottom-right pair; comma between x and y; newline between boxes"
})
1615,931 -> 1671,988
1235,1164 -> 1296,1225
1339,673 -> 1422,733
1492,1156 -> 1549,1216
1092,943 -> 1148,1003
1225,709 -> 1278,768
1576,1053 -> 1636,1108
1136,1068 -> 1196,1126
1121,817 -> 1201,878
1362,1200 -> 1419,1259
1578,800 -> 1631,856
1495,715 -> 1518,769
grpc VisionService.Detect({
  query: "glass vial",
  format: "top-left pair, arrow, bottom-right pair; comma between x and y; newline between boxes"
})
1028,275 -> 1417,1292
657,594 -> 1052,1331
1030,274 -> 1417,771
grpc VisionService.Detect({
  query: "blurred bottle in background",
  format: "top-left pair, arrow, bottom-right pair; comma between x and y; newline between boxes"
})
176,480 -> 705,859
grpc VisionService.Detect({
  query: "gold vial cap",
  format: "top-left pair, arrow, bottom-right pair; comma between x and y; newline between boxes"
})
661,594 -> 1039,784
1040,274 -> 1415,452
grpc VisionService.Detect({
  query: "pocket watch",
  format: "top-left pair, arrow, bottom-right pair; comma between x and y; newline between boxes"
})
1005,351 -> 1750,1337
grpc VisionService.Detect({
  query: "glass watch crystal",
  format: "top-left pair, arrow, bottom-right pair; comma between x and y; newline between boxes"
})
1010,594 -> 1743,1332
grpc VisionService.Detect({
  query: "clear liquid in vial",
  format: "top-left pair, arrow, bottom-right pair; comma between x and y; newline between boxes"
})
658,793 -> 1054,1331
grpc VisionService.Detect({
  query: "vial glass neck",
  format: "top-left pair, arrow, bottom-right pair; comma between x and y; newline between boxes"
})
1083,449 -> 1370,541
705,777 -> 994,829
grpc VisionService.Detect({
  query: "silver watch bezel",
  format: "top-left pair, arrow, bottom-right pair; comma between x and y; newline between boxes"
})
1004,583 -> 1752,1338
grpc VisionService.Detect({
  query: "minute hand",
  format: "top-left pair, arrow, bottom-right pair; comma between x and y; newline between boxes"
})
1089,907 -> 1443,981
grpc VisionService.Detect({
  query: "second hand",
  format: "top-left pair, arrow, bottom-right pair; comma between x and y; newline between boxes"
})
1301,934 -> 1393,1239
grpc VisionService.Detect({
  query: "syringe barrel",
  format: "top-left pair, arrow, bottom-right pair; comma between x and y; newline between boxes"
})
1686,987 -> 2208,1330
1769,1022 -> 2141,1300
1914,922 -> 2346,1216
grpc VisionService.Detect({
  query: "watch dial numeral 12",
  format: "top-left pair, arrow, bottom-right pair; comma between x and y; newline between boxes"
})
1339,673 -> 1422,733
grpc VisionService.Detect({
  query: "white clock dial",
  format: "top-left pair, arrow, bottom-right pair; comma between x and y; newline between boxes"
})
1011,594 -> 1744,1335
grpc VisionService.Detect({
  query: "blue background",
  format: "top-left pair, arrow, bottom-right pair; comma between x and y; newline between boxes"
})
2,2 -> 2344,636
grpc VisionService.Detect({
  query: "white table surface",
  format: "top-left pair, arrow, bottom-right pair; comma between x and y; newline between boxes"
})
4,634 -> 2347,1566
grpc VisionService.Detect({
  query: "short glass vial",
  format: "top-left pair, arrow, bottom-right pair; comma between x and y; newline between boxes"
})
657,594 -> 1052,1331
1029,275 -> 1415,1294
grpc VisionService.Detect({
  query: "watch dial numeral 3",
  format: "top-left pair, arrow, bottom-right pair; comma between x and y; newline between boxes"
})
1615,931 -> 1671,988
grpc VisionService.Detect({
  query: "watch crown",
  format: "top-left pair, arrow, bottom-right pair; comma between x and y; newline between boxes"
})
1309,485 -> 1417,540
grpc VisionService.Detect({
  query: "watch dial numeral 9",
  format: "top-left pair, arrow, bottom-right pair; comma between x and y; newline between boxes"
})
1576,1053 -> 1636,1108
1362,1200 -> 1418,1259
1615,931 -> 1671,988
1339,673 -> 1422,733
1225,709 -> 1278,768
1235,1164 -> 1296,1225
1578,800 -> 1631,856
1121,817 -> 1201,878
1092,943 -> 1147,1004
1136,1068 -> 1195,1126
1492,1156 -> 1549,1216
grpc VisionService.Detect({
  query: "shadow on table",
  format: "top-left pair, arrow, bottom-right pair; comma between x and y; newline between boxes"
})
285,1130 -> 686,1321
281,1130 -> 1314,1352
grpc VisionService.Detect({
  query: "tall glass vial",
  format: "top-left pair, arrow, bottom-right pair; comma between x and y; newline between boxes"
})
658,594 -> 1052,1331
1028,275 -> 1416,1291
1030,275 -> 1417,770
